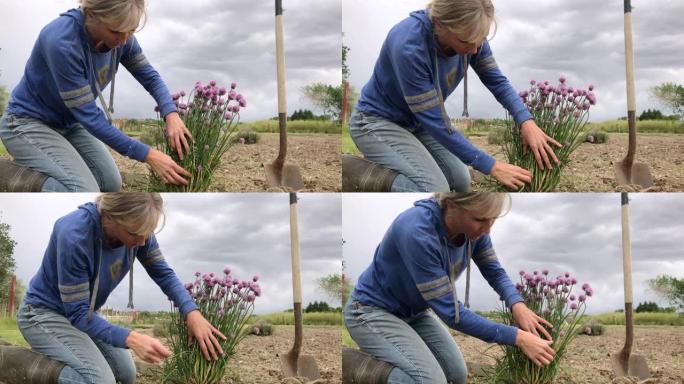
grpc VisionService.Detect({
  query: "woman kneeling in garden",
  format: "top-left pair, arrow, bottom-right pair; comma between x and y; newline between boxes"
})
344,192 -> 555,383
17,193 -> 223,384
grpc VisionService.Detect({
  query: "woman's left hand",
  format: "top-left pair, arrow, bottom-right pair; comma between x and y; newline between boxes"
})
511,302 -> 553,341
186,310 -> 227,361
520,120 -> 562,170
165,112 -> 192,160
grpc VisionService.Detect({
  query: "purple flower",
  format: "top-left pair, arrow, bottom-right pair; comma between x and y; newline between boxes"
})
223,267 -> 231,275
172,93 -> 180,101
202,105 -> 209,113
185,282 -> 193,290
209,80 -> 217,87
224,112 -> 233,120
228,90 -> 237,100
218,87 -> 227,96
180,90 -> 186,97
247,293 -> 255,302
570,278 -> 577,285
559,75 -> 566,83
530,80 -> 536,85
578,294 -> 586,302
231,105 -> 240,113
542,269 -> 549,276
564,272 -> 570,278
231,82 -> 237,89
570,303 -> 578,310
195,271 -> 201,277
252,275 -> 259,282
239,98 -> 247,108
519,270 -> 525,276
588,84 -> 594,91
232,287 -> 239,294
569,294 -> 576,301
197,165 -> 203,172
533,270 -> 538,275
239,137 -> 245,145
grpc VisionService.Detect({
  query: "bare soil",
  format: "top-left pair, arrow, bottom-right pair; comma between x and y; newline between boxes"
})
470,133 -> 684,192
455,325 -> 684,384
113,133 -> 341,192
136,325 -> 341,384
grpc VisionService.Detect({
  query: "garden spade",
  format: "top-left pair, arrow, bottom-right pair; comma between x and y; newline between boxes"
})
279,193 -> 320,380
610,192 -> 651,380
265,0 -> 304,191
614,0 -> 653,188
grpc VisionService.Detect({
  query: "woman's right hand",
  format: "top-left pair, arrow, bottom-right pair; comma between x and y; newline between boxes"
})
145,148 -> 191,185
126,330 -> 171,364
490,161 -> 532,190
515,329 -> 556,367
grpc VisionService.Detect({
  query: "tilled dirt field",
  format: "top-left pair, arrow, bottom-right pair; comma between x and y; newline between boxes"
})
456,325 -> 684,384
114,133 -> 341,192
470,133 -> 684,192
136,325 -> 341,384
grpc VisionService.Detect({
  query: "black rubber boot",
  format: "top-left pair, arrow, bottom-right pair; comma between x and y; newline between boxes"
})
342,348 -> 393,384
0,345 -> 65,384
0,159 -> 48,192
342,155 -> 398,192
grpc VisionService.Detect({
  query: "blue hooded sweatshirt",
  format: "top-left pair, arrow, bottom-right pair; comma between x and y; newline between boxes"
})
353,198 -> 524,346
23,203 -> 198,349
356,10 -> 533,175
6,8 -> 177,162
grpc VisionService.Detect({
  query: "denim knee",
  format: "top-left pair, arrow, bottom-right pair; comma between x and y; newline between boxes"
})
99,169 -> 122,192
114,360 -> 136,384
443,360 -> 467,384
444,162 -> 471,192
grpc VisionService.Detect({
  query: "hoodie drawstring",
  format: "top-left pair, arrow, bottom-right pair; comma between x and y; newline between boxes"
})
87,238 -> 102,321
464,239 -> 472,308
89,47 -> 117,123
127,247 -> 134,309
462,55 -> 469,119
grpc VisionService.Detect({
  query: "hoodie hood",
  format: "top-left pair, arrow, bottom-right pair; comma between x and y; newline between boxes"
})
414,198 -> 451,241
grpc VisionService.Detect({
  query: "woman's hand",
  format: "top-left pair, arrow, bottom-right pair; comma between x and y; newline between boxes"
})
515,329 -> 556,367
520,120 -> 562,170
164,112 -> 192,160
186,310 -> 227,361
511,302 -> 553,340
145,148 -> 191,185
490,161 -> 532,190
125,330 -> 171,364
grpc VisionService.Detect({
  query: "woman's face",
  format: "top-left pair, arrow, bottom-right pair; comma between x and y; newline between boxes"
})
435,23 -> 482,55
86,14 -> 135,51
444,203 -> 497,241
102,215 -> 148,248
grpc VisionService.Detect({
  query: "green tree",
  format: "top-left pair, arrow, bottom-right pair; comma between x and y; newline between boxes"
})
0,217 -> 18,306
301,83 -> 343,122
638,108 -> 664,120
648,275 -> 684,312
316,273 -> 353,307
342,44 -> 350,82
650,82 -> 684,117
635,301 -> 660,313
0,84 -> 9,116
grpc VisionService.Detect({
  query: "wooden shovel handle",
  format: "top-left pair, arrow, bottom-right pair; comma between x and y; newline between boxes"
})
289,193 -> 303,357
275,0 -> 287,165
623,0 -> 637,164
621,192 -> 634,354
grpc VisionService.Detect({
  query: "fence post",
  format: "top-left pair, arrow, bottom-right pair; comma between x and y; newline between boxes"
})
8,274 -> 16,317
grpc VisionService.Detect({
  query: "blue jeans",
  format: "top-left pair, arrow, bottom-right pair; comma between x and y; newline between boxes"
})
17,302 -> 136,384
349,110 -> 470,192
0,112 -> 122,192
344,298 -> 467,384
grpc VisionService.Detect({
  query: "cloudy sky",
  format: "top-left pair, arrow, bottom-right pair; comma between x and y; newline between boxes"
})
343,0 -> 684,122
0,0 -> 341,121
343,193 -> 684,315
0,193 -> 341,315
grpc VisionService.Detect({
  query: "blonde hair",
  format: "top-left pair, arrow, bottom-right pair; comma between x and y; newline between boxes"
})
427,0 -> 497,44
434,192 -> 510,218
80,0 -> 146,32
96,193 -> 164,236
